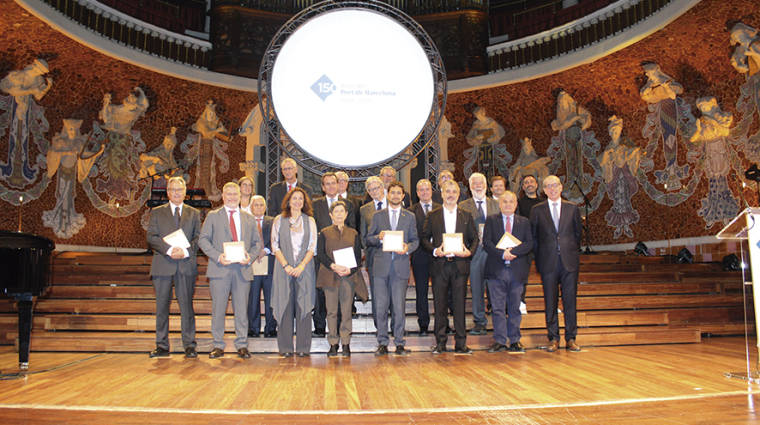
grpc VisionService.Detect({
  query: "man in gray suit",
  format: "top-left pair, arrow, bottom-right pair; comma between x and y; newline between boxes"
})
530,175 -> 582,352
199,182 -> 261,359
146,176 -> 201,358
365,181 -> 419,356
459,172 -> 499,335
359,176 -> 386,326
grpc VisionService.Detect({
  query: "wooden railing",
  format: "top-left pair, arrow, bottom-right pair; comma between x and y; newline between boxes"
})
487,0 -> 672,73
213,0 -> 488,15
38,0 -> 211,68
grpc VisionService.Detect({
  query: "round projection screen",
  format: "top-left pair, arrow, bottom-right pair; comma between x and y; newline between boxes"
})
269,8 -> 436,168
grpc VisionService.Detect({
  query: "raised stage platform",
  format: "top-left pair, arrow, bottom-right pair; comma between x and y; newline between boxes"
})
0,337 -> 757,424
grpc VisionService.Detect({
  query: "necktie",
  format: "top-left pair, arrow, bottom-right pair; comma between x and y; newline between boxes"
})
287,184 -> 293,192
476,200 -> 485,220
229,210 -> 238,242
423,204 -> 429,215
505,215 -> 512,234
552,202 -> 560,232
391,209 -> 398,231
173,206 -> 180,228
257,218 -> 263,237
376,201 -> 383,211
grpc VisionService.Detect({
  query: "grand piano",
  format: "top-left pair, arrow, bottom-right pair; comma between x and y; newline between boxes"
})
0,231 -> 55,370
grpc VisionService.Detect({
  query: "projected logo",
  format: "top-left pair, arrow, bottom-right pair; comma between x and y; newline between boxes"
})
311,74 -> 336,101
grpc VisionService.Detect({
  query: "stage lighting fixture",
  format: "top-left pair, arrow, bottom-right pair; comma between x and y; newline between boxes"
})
721,254 -> 741,271
676,248 -> 693,264
633,241 -> 649,256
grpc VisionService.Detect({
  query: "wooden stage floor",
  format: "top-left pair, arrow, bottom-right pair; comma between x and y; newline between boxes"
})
0,337 -> 758,424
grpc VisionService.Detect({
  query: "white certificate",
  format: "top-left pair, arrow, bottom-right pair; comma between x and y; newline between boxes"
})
442,233 -> 464,254
333,247 -> 357,269
162,229 -> 190,249
223,241 -> 245,263
382,230 -> 404,252
496,232 -> 522,250
252,256 -> 268,275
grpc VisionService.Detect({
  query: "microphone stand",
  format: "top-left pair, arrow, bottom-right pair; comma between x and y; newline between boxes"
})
573,180 -> 595,254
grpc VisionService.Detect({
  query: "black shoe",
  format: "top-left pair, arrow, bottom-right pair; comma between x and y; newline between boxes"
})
296,351 -> 310,357
395,345 -> 411,356
419,329 -> 429,337
446,326 -> 455,335
342,344 -> 351,357
247,331 -> 260,338
184,346 -> 197,358
209,348 -> 224,359
237,348 -> 251,359
375,345 -> 388,356
432,344 -> 446,354
454,346 -> 473,355
487,343 -> 508,353
264,330 -> 277,338
149,347 -> 170,358
327,344 -> 339,357
313,329 -> 326,337
509,342 -> 525,353
280,352 -> 293,358
469,324 -> 487,335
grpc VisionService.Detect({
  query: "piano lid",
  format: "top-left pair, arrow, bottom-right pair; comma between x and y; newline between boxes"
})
0,230 -> 55,250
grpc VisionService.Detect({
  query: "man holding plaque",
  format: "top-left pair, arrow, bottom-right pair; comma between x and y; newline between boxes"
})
459,172 -> 499,335
421,180 -> 479,354
247,195 -> 277,338
146,176 -> 201,358
365,181 -> 419,355
482,191 -> 533,353
199,182 -> 261,359
530,175 -> 582,352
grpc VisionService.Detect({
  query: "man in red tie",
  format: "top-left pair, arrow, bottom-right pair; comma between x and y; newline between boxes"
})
267,158 -> 307,216
482,191 -> 533,353
199,182 -> 261,359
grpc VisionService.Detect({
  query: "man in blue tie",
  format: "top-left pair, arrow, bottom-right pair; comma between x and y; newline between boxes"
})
529,175 -> 582,352
483,191 -> 533,353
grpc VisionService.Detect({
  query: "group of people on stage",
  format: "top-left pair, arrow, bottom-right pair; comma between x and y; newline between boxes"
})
146,158 -> 582,359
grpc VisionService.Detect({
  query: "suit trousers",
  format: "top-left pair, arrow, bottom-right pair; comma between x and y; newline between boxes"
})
487,266 -> 523,345
468,247 -> 488,327
276,277 -> 312,354
209,269 -> 250,350
248,274 -> 276,335
540,254 -> 578,342
324,277 -> 355,345
153,272 -> 196,350
432,260 -> 467,349
411,254 -> 431,331
373,264 -> 407,347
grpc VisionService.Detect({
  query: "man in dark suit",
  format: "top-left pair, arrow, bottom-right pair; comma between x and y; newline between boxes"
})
247,195 -> 277,338
267,157 -> 307,216
529,175 -> 582,352
362,166 -> 411,207
359,176 -> 386,326
146,176 -> 201,358
312,172 -> 358,336
459,172 -> 499,335
421,180 -> 478,354
199,182 -> 261,359
409,178 -> 439,336
365,181 -> 419,356
483,191 -> 533,353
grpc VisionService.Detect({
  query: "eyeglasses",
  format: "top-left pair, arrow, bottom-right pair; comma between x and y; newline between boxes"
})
544,183 -> 561,189
167,188 -> 184,192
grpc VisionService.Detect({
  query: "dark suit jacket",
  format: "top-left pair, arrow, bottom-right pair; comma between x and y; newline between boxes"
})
483,213 -> 533,283
409,201 -> 440,262
147,202 -> 201,277
266,181 -> 309,217
529,199 -> 582,274
420,206 -> 479,275
365,207 -> 419,279
313,196 -> 357,232
250,214 -> 275,273
198,207 -> 261,280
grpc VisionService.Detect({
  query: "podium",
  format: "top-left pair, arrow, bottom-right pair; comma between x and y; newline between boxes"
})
716,207 -> 760,383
